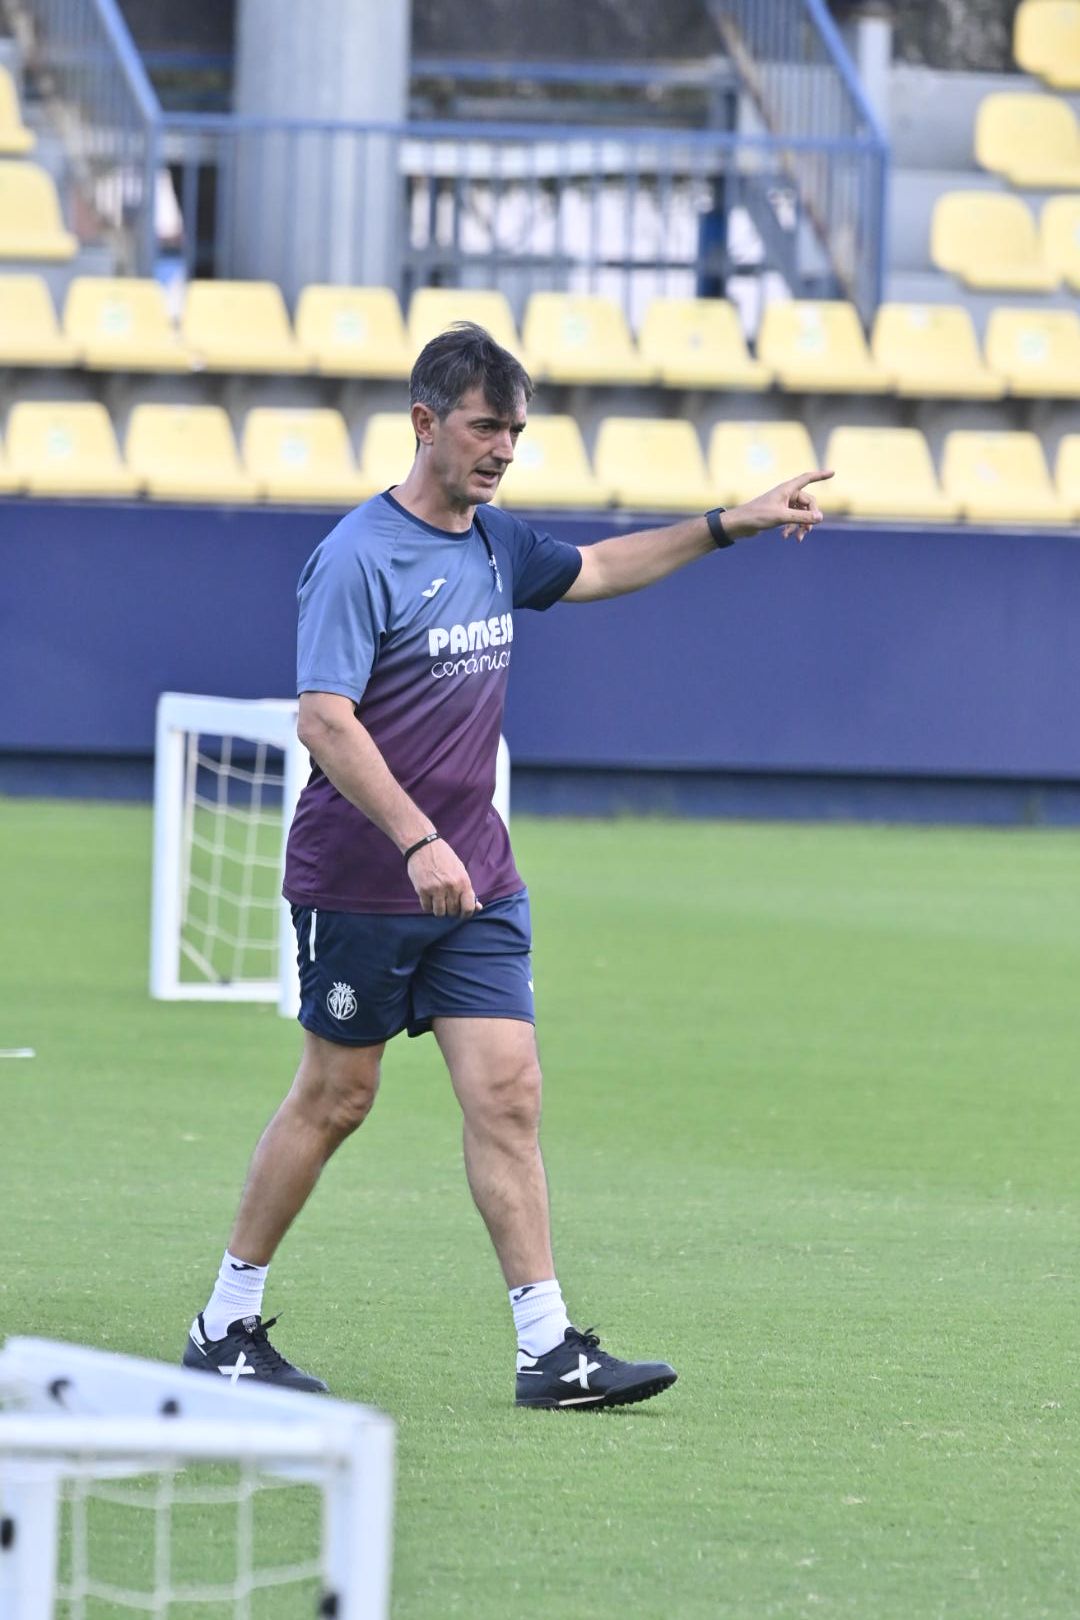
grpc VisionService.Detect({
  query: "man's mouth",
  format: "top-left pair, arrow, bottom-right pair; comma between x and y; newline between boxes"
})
473,467 -> 501,485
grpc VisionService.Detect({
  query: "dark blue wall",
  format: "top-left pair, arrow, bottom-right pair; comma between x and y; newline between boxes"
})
2,498 -> 1078,784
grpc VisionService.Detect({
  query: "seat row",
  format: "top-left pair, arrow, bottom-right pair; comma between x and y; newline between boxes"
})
6,272 -> 1080,399
0,400 -> 1077,524
931,190 -> 1080,293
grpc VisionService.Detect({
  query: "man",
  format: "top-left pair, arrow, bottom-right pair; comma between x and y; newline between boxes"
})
183,322 -> 830,1409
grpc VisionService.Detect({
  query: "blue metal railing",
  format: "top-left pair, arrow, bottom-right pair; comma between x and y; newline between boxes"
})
709,0 -> 888,315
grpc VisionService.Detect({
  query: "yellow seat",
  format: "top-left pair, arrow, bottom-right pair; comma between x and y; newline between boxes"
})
498,416 -> 610,509
942,430 -> 1070,523
593,417 -> 714,511
181,280 -> 307,372
975,92 -> 1080,188
1015,0 -> 1080,91
357,412 -> 417,496
1040,194 -> 1080,290
242,408 -> 370,506
637,296 -> 771,390
0,65 -> 34,155
407,288 -> 522,358
0,161 -> 77,260
984,307 -> 1080,396
1055,433 -> 1080,514
824,427 -> 959,520
64,277 -> 190,371
708,421 -> 828,509
7,401 -> 136,496
871,303 -> 1003,398
126,404 -> 258,502
756,300 -> 888,392
295,285 -> 413,378
522,292 -> 656,384
0,274 -> 78,365
0,428 -> 20,492
931,192 -> 1058,290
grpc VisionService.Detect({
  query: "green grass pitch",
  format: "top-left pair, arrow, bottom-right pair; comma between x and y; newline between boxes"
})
3,798 -> 1080,1618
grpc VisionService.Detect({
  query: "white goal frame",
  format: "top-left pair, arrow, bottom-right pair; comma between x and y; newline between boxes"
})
0,1336 -> 395,1620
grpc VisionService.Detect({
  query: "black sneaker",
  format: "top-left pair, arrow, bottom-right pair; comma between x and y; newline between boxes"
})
182,1312 -> 328,1393
515,1326 -> 676,1410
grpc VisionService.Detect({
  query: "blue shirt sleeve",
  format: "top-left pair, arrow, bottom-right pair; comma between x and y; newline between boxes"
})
497,513 -> 582,610
296,529 -> 391,701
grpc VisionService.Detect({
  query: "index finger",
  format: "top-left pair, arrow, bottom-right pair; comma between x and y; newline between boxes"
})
790,468 -> 834,493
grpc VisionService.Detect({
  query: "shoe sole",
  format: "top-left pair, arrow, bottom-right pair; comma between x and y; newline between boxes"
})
517,1372 -> 677,1410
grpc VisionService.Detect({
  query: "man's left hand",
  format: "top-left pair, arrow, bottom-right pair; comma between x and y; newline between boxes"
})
725,469 -> 834,544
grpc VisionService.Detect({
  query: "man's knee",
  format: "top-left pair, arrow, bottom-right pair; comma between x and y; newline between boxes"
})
468,1057 -> 544,1141
291,1036 -> 382,1142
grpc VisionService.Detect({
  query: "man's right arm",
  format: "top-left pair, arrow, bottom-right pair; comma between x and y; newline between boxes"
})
297,691 -> 480,917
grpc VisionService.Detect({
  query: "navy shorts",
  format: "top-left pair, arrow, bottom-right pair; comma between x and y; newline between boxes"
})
292,889 -> 534,1046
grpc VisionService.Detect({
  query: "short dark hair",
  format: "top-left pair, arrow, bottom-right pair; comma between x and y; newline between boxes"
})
410,320 -> 533,421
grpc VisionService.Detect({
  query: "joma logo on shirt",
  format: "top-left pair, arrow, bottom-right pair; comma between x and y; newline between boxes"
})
428,614 -> 514,657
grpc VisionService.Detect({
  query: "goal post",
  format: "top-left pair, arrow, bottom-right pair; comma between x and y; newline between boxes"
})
150,691 -> 511,1020
0,1336 -> 395,1620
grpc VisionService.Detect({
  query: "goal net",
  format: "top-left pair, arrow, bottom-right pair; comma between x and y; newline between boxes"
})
150,692 -> 511,1019
0,1337 -> 394,1620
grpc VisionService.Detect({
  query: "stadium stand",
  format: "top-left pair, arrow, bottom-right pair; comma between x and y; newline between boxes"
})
522,293 -> 656,384
356,412 -> 416,496
498,415 -> 610,509
64,278 -> 191,372
930,192 -> 1059,291
707,422 -> 825,510
295,285 -> 413,378
6,401 -> 138,496
242,408 -> 371,505
0,63 -> 34,154
974,93 -> 1080,189
1014,0 -> 1080,90
0,274 -> 78,365
941,430 -> 1071,523
0,161 -> 77,261
1040,194 -> 1080,290
0,429 -> 19,492
126,404 -> 258,502
824,427 -> 959,521
756,300 -> 889,393
637,297 -> 772,390
871,303 -> 1003,398
407,288 -> 521,358
593,417 -> 715,511
1056,433 -> 1080,515
984,307 -> 1080,397
181,280 -> 307,372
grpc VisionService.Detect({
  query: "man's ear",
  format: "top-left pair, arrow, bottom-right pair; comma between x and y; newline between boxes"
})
411,402 -> 437,446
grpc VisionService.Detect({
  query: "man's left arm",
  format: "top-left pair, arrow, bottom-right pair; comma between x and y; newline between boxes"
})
562,469 -> 833,603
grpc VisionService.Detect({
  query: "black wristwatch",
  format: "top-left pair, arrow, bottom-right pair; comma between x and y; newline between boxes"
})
705,507 -> 734,549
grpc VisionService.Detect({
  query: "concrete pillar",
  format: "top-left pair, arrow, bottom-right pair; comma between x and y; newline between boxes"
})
838,2 -> 894,134
228,0 -> 411,296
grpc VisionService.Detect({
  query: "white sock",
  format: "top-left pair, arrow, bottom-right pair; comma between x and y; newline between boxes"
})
510,1278 -> 570,1357
202,1250 -> 268,1341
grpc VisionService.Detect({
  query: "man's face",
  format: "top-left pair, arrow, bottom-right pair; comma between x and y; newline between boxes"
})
415,385 -> 527,509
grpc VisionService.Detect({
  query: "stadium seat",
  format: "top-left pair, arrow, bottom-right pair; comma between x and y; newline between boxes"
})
1014,0 -> 1080,90
984,307 -> 1080,396
295,285 -> 413,377
522,292 -> 656,384
181,281 -> 307,372
63,278 -> 190,371
126,404 -> 258,502
498,415 -> 610,509
242,408 -> 371,505
0,161 -> 77,260
708,421 -> 830,509
941,430 -> 1070,523
930,192 -> 1058,291
407,288 -> 522,358
637,296 -> 771,390
756,300 -> 888,392
0,274 -> 77,366
1055,433 -> 1080,514
593,417 -> 714,511
871,303 -> 1003,398
357,412 -> 417,495
824,427 -> 959,521
975,93 -> 1080,189
0,65 -> 34,154
0,428 -> 20,492
1040,194 -> 1080,290
6,401 -> 137,496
